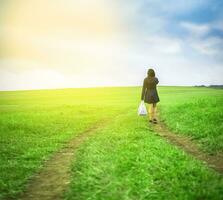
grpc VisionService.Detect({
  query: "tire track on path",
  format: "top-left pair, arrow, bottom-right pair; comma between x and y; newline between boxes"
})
19,119 -> 108,200
152,114 -> 223,174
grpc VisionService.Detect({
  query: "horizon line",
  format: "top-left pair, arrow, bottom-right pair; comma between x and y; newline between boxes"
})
0,84 -> 220,92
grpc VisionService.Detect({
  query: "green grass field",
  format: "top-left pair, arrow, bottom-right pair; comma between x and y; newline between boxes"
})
159,87 -> 223,154
0,86 -> 222,199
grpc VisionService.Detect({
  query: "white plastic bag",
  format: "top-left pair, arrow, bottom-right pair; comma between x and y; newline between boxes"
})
138,101 -> 147,116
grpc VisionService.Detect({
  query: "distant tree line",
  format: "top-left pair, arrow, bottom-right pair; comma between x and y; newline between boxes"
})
194,85 -> 223,89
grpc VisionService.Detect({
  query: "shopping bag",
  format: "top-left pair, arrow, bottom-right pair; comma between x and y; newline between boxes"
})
138,101 -> 147,116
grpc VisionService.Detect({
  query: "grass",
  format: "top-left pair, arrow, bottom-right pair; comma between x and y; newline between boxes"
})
159,87 -> 223,154
0,105 -> 107,199
0,88 -> 131,199
65,111 -> 223,200
0,86 -> 222,199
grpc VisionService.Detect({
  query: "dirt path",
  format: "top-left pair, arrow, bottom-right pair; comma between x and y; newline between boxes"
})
19,120 -> 107,200
152,114 -> 223,174
17,115 -> 222,200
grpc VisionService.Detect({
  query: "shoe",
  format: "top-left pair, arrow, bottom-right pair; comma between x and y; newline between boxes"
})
153,119 -> 158,124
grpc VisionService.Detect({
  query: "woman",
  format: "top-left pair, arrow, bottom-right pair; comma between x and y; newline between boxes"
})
141,68 -> 160,124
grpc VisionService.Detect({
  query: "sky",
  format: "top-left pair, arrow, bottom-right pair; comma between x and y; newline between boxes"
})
0,0 -> 223,90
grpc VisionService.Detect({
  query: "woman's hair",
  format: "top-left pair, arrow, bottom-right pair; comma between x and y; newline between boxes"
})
147,68 -> 155,77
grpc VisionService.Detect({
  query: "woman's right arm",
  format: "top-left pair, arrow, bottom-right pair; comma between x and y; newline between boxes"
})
141,79 -> 147,101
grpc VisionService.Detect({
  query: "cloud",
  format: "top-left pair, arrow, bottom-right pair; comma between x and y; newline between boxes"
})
0,0 -> 223,90
180,22 -> 211,37
132,0 -> 211,16
145,36 -> 182,54
214,20 -> 223,31
179,21 -> 223,58
190,37 -> 223,56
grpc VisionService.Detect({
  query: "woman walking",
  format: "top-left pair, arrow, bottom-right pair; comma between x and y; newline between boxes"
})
141,68 -> 160,124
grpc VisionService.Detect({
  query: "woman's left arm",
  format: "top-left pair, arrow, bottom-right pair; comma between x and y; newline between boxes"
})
155,77 -> 159,85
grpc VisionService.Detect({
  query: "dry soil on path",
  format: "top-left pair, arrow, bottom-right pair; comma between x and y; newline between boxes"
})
152,115 -> 223,174
19,120 -> 107,200
19,115 -> 222,200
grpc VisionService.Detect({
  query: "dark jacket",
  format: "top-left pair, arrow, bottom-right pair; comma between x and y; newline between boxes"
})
141,76 -> 160,103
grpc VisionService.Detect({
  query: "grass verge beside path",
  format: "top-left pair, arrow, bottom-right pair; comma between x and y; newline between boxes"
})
159,87 -> 223,154
0,87 -> 135,199
65,111 -> 223,200
19,119 -> 108,200
0,105 -> 117,199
